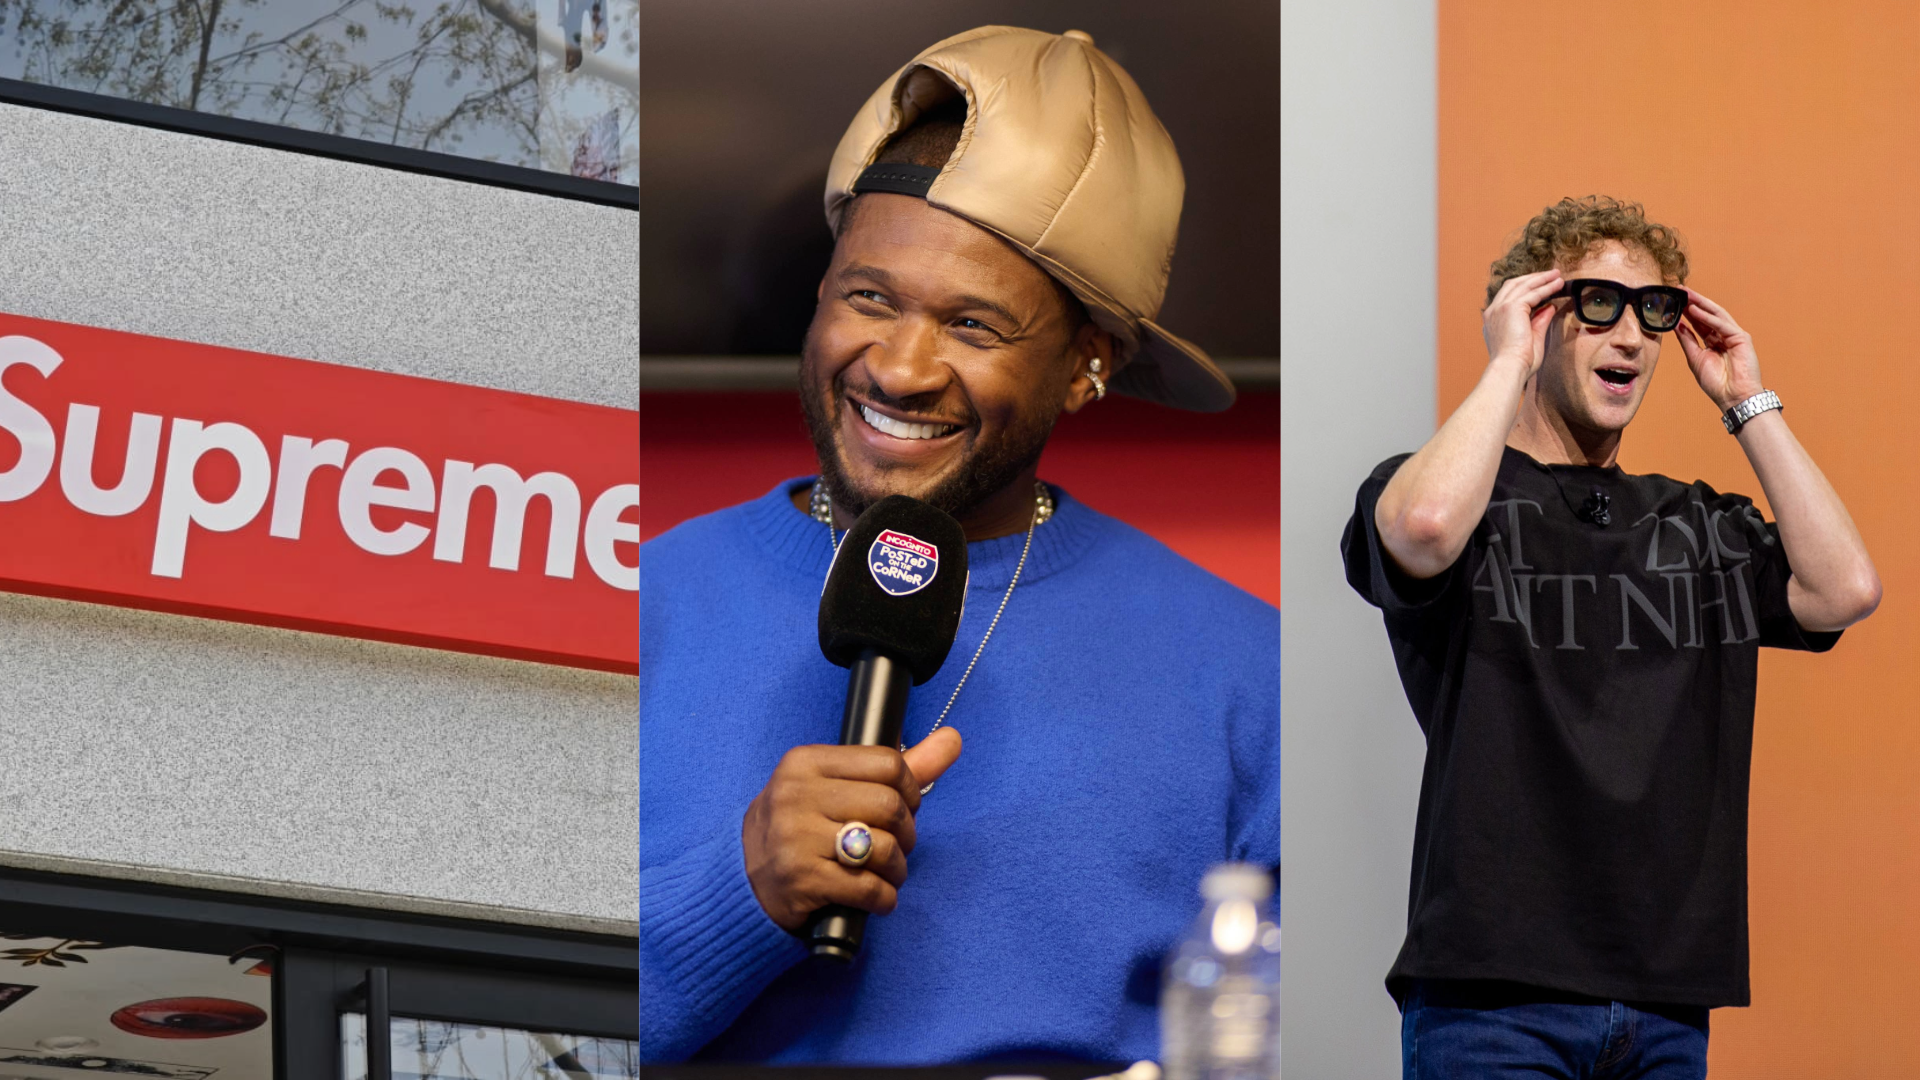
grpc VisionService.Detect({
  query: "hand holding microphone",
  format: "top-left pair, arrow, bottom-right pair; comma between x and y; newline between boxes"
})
741,729 -> 961,932
742,494 -> 969,960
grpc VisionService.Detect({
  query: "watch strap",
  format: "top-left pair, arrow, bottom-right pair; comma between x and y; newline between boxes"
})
1723,389 -> 1783,434
1728,390 -> 1781,432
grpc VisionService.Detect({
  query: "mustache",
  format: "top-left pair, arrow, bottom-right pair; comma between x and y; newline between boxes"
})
835,371 -> 975,427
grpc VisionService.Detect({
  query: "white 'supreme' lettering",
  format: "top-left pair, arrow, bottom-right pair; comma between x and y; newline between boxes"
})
434,461 -> 580,579
0,335 -> 637,590
61,404 -> 163,516
271,436 -> 349,539
0,336 -> 61,502
585,484 -> 639,592
339,446 -> 435,556
152,419 -> 274,578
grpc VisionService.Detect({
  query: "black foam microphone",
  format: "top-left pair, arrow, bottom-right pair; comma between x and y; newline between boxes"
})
806,494 -> 968,962
1577,488 -> 1611,528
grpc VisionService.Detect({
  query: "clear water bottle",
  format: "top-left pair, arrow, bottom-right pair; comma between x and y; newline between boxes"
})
1160,863 -> 1281,1080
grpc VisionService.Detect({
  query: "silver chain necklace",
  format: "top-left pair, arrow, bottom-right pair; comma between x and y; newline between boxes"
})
811,479 -> 1053,795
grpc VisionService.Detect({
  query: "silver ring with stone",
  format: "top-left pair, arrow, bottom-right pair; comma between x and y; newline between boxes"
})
834,821 -> 873,869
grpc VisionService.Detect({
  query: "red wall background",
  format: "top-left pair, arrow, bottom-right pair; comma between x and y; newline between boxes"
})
641,390 -> 1279,608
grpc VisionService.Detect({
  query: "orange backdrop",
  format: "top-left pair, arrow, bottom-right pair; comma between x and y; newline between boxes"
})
1441,3 -> 1919,1071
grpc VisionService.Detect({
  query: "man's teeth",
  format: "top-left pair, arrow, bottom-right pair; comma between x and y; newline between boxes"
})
860,404 -> 956,440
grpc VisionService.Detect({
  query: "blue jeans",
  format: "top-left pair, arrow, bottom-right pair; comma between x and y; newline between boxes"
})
1401,980 -> 1709,1079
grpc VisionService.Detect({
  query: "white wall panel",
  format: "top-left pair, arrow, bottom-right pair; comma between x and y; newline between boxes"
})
1281,0 -> 1436,1071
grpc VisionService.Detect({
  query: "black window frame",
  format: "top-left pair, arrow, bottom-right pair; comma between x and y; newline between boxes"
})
280,948 -> 638,1080
0,76 -> 637,211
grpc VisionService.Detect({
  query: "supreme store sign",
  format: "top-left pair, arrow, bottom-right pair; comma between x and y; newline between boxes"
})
0,313 -> 637,673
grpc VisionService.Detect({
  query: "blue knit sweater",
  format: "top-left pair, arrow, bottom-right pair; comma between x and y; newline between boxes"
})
639,479 -> 1278,1062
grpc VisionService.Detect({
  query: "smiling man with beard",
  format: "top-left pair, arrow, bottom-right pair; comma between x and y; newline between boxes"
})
639,26 -> 1278,1064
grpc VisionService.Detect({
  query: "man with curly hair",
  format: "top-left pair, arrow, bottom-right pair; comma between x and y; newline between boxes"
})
1342,196 -> 1880,1076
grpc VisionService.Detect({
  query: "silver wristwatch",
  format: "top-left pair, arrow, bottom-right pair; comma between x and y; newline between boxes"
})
1722,389 -> 1783,434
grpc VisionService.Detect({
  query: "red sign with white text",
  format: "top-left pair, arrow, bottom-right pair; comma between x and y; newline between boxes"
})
0,313 -> 637,673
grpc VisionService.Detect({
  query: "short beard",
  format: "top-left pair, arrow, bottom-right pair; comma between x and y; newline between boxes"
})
798,343 -> 1058,523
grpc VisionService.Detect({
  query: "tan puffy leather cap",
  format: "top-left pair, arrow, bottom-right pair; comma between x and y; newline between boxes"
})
825,25 -> 1235,412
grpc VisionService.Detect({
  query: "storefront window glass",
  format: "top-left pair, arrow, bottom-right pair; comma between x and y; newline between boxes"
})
342,1013 -> 640,1080
0,0 -> 636,185
0,933 -> 270,1075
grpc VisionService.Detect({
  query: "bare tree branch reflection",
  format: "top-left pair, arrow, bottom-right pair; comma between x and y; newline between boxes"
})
0,0 -> 638,176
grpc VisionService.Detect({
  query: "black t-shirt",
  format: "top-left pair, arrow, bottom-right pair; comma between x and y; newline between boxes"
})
1342,446 -> 1841,1008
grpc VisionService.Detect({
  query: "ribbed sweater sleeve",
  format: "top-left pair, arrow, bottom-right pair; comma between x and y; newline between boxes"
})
640,828 -> 809,1059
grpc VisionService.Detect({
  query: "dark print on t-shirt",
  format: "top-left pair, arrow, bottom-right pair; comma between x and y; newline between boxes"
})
1472,489 -> 1769,652
1342,447 -> 1839,1010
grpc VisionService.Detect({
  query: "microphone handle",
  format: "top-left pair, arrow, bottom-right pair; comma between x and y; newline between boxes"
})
805,648 -> 911,962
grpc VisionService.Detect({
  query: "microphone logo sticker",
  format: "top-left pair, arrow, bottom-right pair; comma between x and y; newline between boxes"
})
868,529 -> 939,596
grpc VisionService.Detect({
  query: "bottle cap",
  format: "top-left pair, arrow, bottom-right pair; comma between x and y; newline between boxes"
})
1200,862 -> 1273,902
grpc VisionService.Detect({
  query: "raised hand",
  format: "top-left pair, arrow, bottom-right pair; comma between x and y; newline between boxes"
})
1482,269 -> 1565,377
1675,289 -> 1766,412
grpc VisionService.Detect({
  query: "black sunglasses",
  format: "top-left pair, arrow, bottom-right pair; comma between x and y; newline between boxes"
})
1551,279 -> 1689,334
